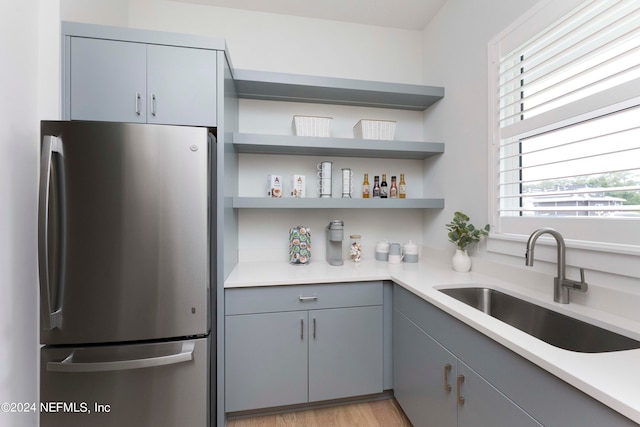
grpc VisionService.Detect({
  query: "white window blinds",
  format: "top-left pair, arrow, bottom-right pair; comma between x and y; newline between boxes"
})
495,0 -> 640,219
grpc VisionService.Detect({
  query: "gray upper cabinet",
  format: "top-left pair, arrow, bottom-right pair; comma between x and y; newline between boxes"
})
70,37 -> 147,123
146,44 -> 216,126
62,22 -> 222,127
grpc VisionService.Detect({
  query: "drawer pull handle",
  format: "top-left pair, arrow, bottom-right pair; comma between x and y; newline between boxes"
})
299,295 -> 318,301
443,364 -> 452,392
457,374 -> 465,405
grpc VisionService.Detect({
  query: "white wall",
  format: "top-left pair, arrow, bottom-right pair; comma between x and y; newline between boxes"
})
127,0 -> 423,84
60,0 -> 129,26
0,0 -> 56,425
419,0 -> 533,252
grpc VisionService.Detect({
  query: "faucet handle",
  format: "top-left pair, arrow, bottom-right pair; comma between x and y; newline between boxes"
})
577,268 -> 588,292
566,268 -> 588,292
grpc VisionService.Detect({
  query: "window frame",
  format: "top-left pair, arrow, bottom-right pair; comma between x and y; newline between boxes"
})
487,0 -> 640,277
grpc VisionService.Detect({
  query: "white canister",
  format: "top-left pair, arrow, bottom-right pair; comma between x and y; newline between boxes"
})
403,240 -> 419,263
375,241 -> 389,261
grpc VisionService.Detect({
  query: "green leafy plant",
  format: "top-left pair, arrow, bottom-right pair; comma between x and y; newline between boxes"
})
446,211 -> 490,251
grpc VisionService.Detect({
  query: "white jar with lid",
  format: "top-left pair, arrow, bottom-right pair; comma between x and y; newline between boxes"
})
375,241 -> 389,261
403,240 -> 419,263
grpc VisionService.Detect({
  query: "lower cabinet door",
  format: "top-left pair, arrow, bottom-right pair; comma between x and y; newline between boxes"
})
308,306 -> 383,402
456,361 -> 542,427
393,309 -> 457,427
225,311 -> 308,412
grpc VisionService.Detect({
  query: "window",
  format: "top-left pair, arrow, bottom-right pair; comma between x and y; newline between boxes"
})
489,0 -> 640,255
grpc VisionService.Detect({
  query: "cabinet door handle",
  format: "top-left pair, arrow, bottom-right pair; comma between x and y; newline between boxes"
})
135,92 -> 141,115
151,94 -> 157,116
300,318 -> 304,340
457,374 -> 465,405
443,364 -> 452,392
313,318 -> 316,339
299,295 -> 318,301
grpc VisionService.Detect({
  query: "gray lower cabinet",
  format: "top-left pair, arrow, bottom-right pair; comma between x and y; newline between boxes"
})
394,308 -> 457,427
68,36 -> 217,126
225,310 -> 309,411
393,284 -> 638,427
394,309 -> 541,427
308,306 -> 383,402
225,282 -> 384,413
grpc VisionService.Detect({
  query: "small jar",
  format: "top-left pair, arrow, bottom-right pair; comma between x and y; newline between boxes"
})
349,235 -> 362,262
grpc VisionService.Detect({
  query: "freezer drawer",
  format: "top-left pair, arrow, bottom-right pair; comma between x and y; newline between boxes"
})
39,121 -> 211,345
40,337 -> 209,427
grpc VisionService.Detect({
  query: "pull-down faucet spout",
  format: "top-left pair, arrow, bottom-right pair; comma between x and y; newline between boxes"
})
525,228 -> 587,304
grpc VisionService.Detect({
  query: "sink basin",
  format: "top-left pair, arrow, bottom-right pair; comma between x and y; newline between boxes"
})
438,287 -> 640,353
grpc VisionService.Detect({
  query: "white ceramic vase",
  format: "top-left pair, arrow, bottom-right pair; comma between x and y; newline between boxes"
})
452,249 -> 471,272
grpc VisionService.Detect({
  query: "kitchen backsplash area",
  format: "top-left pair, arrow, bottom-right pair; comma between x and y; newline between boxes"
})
237,208 -> 426,263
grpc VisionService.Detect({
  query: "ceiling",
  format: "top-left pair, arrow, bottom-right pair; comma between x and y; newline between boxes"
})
172,0 -> 447,30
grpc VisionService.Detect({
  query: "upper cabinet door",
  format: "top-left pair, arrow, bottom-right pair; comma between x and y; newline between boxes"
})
147,45 -> 217,127
70,37 -> 147,123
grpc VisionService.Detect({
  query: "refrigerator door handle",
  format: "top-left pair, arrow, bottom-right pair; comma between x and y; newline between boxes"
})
47,341 -> 196,373
38,135 -> 65,330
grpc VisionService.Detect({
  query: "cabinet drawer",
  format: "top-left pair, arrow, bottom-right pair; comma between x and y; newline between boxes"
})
225,281 -> 383,315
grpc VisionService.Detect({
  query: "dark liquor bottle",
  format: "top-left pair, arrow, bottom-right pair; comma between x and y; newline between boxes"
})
380,174 -> 388,198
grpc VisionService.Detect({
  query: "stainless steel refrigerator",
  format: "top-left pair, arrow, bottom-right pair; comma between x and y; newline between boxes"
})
38,121 -> 215,427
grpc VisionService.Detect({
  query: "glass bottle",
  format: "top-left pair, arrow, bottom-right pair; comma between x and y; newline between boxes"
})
372,176 -> 381,198
390,176 -> 398,198
362,173 -> 370,198
380,174 -> 388,198
349,235 -> 362,262
399,173 -> 406,199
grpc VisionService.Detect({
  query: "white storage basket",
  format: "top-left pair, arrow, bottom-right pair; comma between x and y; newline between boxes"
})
353,119 -> 397,140
292,115 -> 332,137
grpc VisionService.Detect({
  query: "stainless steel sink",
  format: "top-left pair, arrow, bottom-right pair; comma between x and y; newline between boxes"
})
438,287 -> 640,353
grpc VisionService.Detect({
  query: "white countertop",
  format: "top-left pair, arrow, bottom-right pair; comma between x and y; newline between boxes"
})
225,258 -> 640,424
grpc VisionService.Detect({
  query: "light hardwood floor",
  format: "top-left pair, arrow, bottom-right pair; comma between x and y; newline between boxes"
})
227,399 -> 412,427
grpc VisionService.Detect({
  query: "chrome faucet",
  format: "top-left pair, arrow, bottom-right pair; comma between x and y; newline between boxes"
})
525,228 -> 588,304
